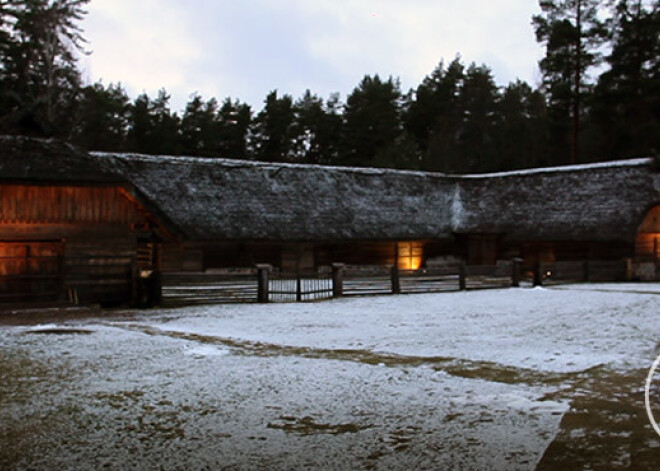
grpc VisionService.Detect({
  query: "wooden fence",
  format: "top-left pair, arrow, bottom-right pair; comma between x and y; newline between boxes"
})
161,270 -> 258,306
159,258 -> 643,306
157,261 -> 479,305
1,257 -> 634,307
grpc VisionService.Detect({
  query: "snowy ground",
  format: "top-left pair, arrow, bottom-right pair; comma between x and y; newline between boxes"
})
1,283 -> 660,469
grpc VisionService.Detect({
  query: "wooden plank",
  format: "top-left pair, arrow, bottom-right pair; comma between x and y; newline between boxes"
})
0,184 -> 147,225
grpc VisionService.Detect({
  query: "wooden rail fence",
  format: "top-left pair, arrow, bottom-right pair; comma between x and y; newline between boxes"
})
1,257 -> 637,306
160,258 -> 638,306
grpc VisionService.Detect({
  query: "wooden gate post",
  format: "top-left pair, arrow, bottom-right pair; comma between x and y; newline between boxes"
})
459,262 -> 467,290
511,258 -> 522,287
533,261 -> 543,287
296,275 -> 302,302
256,264 -> 271,303
332,263 -> 344,298
391,264 -> 400,294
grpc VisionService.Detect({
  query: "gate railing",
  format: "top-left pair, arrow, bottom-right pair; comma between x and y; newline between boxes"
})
268,269 -> 333,302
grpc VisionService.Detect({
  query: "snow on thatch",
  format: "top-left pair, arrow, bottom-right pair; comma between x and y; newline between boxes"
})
2,135 -> 658,243
0,135 -> 122,184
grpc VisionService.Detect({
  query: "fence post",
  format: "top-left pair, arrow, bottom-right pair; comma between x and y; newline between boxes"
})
332,263 -> 344,298
511,258 -> 522,287
391,264 -> 400,294
296,275 -> 302,302
583,260 -> 590,282
459,262 -> 466,290
533,261 -> 543,287
256,264 -> 271,303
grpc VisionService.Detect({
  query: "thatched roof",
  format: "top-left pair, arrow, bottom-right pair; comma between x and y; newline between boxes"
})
2,135 -> 659,244
89,152 -> 660,243
0,135 -> 122,184
93,153 -> 457,241
454,159 -> 660,242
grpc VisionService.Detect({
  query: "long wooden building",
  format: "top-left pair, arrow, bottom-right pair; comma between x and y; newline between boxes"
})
1,135 -> 659,305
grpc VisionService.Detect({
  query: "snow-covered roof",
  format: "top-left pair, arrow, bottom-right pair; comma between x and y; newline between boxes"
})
0,135 -> 123,184
92,152 -> 456,241
455,158 -> 660,242
455,157 -> 654,178
2,136 -> 659,243
91,151 -> 659,243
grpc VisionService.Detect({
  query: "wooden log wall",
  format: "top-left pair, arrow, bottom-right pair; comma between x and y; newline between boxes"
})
0,183 -> 154,304
165,240 -> 452,274
314,241 -> 397,267
0,184 -> 147,225
0,241 -> 63,301
64,237 -> 135,304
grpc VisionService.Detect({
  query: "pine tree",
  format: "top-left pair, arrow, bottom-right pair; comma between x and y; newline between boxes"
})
454,63 -> 500,172
406,57 -> 464,172
342,74 -> 407,167
251,90 -> 296,162
533,0 -> 608,164
496,80 -> 550,170
0,0 -> 89,136
290,90 -> 342,164
217,98 -> 251,160
126,89 -> 181,155
71,81 -> 130,151
180,93 -> 221,156
592,0 -> 660,157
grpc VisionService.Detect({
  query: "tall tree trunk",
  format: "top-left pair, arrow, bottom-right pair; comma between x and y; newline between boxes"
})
572,0 -> 582,164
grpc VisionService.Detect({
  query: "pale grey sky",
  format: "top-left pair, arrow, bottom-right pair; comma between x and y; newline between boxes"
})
81,0 -> 544,112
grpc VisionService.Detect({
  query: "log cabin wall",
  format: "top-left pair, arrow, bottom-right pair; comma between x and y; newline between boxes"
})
0,183 -> 154,304
162,240 -> 437,274
63,235 -> 136,304
0,184 -> 146,225
313,241 -> 396,268
161,242 -> 284,272
494,240 -> 634,267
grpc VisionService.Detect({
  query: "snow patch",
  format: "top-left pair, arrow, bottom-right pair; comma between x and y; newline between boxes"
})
126,284 -> 660,374
184,345 -> 230,358
450,182 -> 464,229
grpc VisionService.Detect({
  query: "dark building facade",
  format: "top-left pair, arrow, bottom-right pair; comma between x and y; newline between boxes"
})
1,135 -> 659,304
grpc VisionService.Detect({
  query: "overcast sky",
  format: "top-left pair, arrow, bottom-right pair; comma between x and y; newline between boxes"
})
81,0 -> 545,113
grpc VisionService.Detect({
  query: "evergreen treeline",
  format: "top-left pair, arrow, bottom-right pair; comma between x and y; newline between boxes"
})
1,0 -> 659,173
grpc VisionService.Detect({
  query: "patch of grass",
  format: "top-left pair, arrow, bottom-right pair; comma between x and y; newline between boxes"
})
267,415 -> 371,435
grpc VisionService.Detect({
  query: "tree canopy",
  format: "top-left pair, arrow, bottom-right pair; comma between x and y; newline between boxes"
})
1,0 -> 659,173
